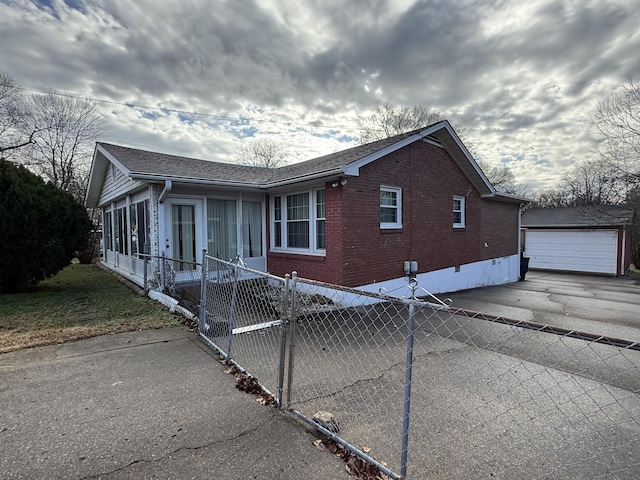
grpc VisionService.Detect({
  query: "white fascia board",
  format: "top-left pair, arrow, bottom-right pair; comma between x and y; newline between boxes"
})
263,168 -> 347,188
343,133 -> 426,176
436,122 -> 496,194
129,173 -> 263,189
96,143 -> 130,176
84,147 -> 104,207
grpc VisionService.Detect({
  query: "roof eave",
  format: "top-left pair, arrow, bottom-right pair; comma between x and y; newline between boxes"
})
482,192 -> 532,204
129,173 -> 266,189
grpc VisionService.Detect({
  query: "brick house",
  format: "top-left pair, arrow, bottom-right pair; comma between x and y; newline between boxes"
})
85,121 -> 528,294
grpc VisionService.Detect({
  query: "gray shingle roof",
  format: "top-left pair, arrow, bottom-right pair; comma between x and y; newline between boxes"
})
98,127 -> 429,186
522,205 -> 635,227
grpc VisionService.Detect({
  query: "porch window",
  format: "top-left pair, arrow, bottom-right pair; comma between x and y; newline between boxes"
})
453,196 -> 465,228
115,206 -> 128,254
130,200 -> 149,255
242,201 -> 262,257
207,199 -> 237,261
103,209 -> 113,251
172,204 -> 196,267
271,188 -> 326,253
380,186 -> 402,229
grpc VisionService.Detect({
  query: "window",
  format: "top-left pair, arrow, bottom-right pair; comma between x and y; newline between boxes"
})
115,206 -> 128,254
207,199 -> 237,260
273,196 -> 282,248
242,201 -> 262,257
380,186 -> 402,229
103,209 -> 113,251
287,193 -> 309,248
453,196 -> 465,228
316,190 -> 326,249
130,200 -> 149,255
271,189 -> 326,253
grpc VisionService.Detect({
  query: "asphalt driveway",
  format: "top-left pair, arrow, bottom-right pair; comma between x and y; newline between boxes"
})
445,270 -> 640,343
0,327 -> 346,480
2,271 -> 639,480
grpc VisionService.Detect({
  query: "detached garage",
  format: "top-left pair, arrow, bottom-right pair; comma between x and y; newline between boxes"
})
521,206 -> 634,276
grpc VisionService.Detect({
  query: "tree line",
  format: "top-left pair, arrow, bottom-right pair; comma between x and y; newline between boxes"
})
1,72 -> 107,292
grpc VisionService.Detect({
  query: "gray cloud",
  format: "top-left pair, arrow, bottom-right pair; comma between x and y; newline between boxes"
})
1,0 -> 639,190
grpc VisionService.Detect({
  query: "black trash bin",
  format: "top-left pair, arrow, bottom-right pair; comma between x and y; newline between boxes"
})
520,256 -> 530,281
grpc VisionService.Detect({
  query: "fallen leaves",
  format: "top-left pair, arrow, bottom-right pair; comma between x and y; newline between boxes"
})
311,437 -> 394,480
224,363 -> 276,406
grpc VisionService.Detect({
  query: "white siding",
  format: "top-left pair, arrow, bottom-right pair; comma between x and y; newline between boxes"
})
98,163 -> 145,205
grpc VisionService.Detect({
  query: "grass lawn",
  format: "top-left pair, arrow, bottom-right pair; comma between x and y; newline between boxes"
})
0,263 -> 181,353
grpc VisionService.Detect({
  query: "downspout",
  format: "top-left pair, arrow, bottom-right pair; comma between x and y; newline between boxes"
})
620,227 -> 626,276
159,180 -> 172,203
518,202 -> 529,280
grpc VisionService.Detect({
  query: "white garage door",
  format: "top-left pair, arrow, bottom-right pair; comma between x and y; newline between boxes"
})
525,229 -> 618,274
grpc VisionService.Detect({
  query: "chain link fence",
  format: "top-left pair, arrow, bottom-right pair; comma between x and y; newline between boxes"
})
160,252 -> 640,479
198,254 -> 288,403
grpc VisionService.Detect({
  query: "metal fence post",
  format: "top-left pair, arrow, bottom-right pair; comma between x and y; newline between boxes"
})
276,273 -> 291,409
226,262 -> 240,359
160,252 -> 165,290
143,254 -> 149,295
199,249 -> 208,333
285,271 -> 298,409
400,280 -> 418,479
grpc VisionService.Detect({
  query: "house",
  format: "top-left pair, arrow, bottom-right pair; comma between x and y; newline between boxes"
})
85,121 -> 528,295
521,205 -> 634,276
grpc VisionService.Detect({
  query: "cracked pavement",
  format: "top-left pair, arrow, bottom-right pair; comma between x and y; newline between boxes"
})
0,328 -> 346,480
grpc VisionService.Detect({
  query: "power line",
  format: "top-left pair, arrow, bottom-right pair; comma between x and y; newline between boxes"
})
16,86 -> 368,132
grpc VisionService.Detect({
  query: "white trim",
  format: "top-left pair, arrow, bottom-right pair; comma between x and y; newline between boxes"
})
453,195 -> 465,228
270,187 -> 327,255
380,185 -> 402,229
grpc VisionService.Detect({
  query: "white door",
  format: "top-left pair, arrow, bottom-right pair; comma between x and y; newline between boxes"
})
525,229 -> 618,274
165,199 -> 204,270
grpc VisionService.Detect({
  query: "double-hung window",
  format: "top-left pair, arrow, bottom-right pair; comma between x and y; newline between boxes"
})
271,189 -> 326,253
453,196 -> 465,228
380,186 -> 402,229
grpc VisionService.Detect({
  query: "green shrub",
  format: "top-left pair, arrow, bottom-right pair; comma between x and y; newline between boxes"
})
0,159 -> 92,293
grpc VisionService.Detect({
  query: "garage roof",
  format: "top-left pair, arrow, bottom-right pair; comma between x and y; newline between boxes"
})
522,205 -> 635,227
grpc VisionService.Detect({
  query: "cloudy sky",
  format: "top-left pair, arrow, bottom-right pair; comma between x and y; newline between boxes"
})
1,0 -> 639,191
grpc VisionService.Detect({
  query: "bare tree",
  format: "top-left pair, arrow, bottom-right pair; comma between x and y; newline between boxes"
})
532,188 -> 572,208
476,159 -> 528,195
360,103 -> 528,193
563,158 -> 629,206
24,92 -> 109,202
358,103 -> 446,144
592,78 -> 640,185
533,158 -> 628,208
0,72 -> 35,157
236,138 -> 287,168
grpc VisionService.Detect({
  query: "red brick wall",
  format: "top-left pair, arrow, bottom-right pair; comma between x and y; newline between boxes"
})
339,141 -> 520,286
266,141 -> 521,287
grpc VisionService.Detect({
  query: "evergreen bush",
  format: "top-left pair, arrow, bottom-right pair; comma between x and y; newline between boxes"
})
0,159 -> 91,293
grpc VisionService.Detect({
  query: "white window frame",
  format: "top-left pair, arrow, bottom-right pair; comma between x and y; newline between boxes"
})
453,195 -> 465,228
270,188 -> 326,255
380,186 -> 402,229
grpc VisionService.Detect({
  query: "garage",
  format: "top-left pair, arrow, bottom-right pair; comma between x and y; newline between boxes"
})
521,206 -> 634,276
524,229 -> 618,274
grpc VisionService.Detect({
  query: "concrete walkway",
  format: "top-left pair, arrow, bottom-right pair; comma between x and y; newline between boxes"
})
0,327 -> 347,480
